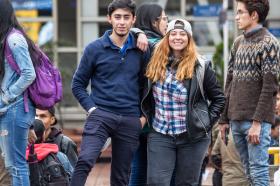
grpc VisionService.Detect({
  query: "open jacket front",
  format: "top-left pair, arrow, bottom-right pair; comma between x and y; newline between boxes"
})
141,59 -> 225,141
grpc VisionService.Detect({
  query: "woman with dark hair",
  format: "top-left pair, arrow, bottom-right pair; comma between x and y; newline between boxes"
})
143,19 -> 224,185
135,3 -> 167,43
128,3 -> 168,186
0,0 -> 38,185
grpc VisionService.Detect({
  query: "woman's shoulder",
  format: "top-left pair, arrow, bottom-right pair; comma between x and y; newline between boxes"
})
7,30 -> 28,49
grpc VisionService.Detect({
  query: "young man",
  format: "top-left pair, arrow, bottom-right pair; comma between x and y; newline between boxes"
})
71,0 -> 150,185
219,0 -> 280,185
36,108 -> 78,168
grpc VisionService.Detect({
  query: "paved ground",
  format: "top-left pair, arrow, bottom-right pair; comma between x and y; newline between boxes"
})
64,129 -> 277,186
85,162 -> 277,186
85,162 -> 214,186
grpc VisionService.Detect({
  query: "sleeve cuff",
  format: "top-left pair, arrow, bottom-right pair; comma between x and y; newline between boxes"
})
88,107 -> 97,114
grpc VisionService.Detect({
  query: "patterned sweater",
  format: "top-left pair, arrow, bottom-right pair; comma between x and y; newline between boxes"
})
220,27 -> 280,124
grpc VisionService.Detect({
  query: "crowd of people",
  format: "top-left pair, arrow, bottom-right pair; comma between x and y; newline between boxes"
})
0,0 -> 280,186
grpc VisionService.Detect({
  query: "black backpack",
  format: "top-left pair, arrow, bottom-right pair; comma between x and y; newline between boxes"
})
28,144 -> 70,186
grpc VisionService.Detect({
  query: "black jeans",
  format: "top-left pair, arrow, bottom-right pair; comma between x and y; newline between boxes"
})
70,108 -> 142,186
147,131 -> 210,186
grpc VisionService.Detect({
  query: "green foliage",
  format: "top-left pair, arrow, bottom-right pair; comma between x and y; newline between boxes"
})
212,39 -> 233,89
212,42 -> 224,88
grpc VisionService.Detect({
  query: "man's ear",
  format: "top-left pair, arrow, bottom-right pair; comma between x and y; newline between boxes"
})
251,11 -> 259,22
132,16 -> 136,25
51,116 -> 55,125
107,14 -> 112,24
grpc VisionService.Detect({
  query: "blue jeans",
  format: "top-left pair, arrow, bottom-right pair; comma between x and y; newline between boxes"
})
70,108 -> 142,186
231,120 -> 271,186
147,131 -> 210,186
0,99 -> 35,186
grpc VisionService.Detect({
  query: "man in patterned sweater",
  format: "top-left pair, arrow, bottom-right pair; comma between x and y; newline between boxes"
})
219,0 -> 280,185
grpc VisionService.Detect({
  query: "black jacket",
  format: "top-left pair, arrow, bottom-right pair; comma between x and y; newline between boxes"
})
141,58 -> 225,141
45,127 -> 78,167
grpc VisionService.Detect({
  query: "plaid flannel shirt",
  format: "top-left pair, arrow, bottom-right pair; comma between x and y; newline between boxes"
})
152,68 -> 188,136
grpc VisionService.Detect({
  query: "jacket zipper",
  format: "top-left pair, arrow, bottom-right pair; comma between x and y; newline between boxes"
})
191,83 -> 209,137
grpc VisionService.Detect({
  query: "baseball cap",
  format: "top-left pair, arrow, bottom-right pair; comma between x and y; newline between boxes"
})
166,19 -> 192,36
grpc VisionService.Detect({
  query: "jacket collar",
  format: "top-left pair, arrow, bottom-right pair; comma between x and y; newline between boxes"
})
101,30 -> 137,50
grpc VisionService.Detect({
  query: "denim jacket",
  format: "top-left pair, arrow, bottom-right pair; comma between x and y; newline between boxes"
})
0,31 -> 36,112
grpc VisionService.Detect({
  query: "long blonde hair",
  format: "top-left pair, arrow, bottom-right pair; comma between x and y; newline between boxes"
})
146,32 -> 198,83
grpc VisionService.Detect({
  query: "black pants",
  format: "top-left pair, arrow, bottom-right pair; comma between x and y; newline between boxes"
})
212,169 -> 223,186
70,108 -> 142,186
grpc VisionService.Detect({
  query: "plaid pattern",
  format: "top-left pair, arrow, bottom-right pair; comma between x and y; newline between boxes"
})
152,68 -> 188,135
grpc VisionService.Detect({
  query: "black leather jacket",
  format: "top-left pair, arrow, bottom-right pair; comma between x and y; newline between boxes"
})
141,59 -> 225,141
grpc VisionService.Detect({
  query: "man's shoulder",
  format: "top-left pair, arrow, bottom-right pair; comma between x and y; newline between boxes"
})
85,37 -> 104,51
262,30 -> 280,46
233,35 -> 244,47
59,133 -> 77,146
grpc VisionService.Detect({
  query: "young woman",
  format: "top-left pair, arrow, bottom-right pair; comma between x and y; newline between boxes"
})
143,19 -> 225,185
0,0 -> 38,185
134,3 -> 168,43
129,3 -> 168,185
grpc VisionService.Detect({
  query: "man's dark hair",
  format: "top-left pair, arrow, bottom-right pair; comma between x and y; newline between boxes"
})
236,0 -> 269,24
107,0 -> 136,16
33,119 -> 46,143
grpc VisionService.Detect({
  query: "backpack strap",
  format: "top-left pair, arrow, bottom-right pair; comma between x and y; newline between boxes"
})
4,28 -> 30,112
54,134 -> 67,153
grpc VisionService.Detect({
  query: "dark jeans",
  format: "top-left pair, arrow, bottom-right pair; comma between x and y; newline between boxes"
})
70,108 -> 142,186
147,131 -> 210,186
129,133 -> 148,186
129,132 -> 176,186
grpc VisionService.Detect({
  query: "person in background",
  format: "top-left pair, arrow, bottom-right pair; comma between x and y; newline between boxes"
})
210,124 -> 223,186
143,18 -> 224,185
275,87 -> 280,116
0,0 -> 38,185
219,0 -> 280,185
211,128 -> 250,186
30,119 -> 74,176
129,3 -> 168,186
270,115 -> 280,147
268,115 -> 280,165
36,107 -> 78,168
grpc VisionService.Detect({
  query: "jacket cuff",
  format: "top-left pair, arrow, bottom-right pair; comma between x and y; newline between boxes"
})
218,116 -> 229,124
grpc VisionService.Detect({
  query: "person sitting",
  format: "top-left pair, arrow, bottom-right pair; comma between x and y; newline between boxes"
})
31,119 -> 73,175
36,107 -> 78,167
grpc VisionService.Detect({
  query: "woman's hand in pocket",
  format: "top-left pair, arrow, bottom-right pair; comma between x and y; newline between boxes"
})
139,116 -> 147,128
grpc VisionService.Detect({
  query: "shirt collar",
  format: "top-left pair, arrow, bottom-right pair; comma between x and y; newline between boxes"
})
243,24 -> 263,38
101,30 -> 136,50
